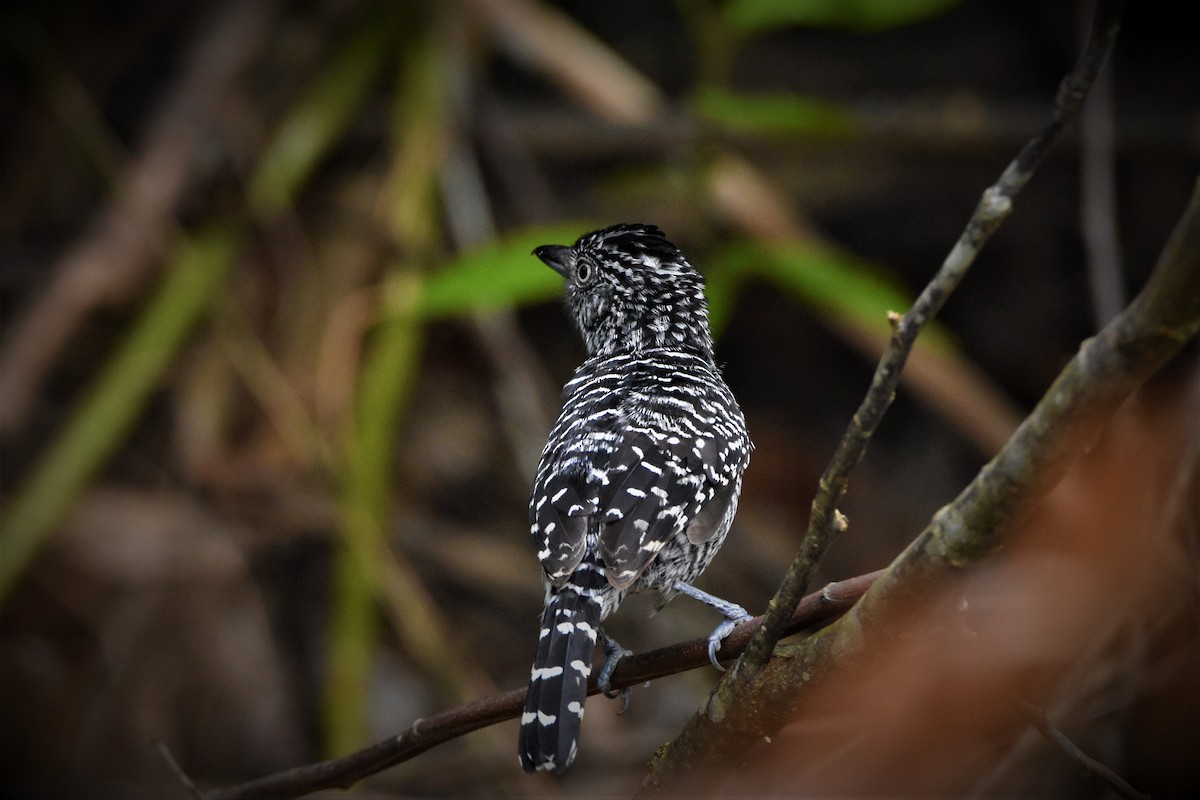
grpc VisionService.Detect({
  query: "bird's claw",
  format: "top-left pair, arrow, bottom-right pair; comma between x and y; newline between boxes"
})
604,684 -> 633,714
706,613 -> 752,671
598,632 -> 634,713
671,581 -> 753,671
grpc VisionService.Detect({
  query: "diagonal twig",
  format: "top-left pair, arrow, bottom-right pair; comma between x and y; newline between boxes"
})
1014,697 -> 1148,800
736,0 -> 1126,680
641,0 -> 1134,789
643,168 -> 1198,793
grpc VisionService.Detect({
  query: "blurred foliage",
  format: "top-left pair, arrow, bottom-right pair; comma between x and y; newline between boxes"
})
713,240 -> 957,352
327,270 -> 425,756
0,228 -> 240,603
249,5 -> 401,217
693,87 -> 858,138
3,0 -> 1196,796
0,0 -> 1001,764
725,0 -> 968,34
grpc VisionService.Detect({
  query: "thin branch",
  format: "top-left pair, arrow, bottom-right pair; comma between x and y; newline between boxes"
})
1014,697 -> 1148,800
1078,2 -> 1126,328
737,0 -> 1125,678
177,571 -> 880,800
706,154 -> 1024,456
155,740 -> 205,800
643,172 -> 1199,789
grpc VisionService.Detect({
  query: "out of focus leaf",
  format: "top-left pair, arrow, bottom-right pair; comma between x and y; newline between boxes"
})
326,270 -> 424,756
726,0 -> 965,34
0,227 -> 240,604
409,223 -> 597,319
322,15 -> 435,752
703,253 -> 751,338
693,87 -> 856,137
717,240 -> 955,352
248,6 -> 398,216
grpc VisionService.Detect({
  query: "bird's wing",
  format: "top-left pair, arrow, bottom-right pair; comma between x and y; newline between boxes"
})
530,472 -> 596,586
596,416 -> 736,589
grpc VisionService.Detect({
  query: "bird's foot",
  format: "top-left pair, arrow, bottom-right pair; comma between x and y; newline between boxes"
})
597,629 -> 633,713
672,581 -> 752,671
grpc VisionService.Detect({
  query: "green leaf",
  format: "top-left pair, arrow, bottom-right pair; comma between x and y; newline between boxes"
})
726,0 -> 966,35
692,87 -> 856,138
409,223 -> 597,319
703,253 -> 751,338
717,240 -> 955,351
0,227 -> 240,604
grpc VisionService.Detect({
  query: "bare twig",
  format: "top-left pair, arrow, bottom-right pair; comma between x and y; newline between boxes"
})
643,170 -> 1198,790
155,740 -> 205,800
178,571 -> 880,800
736,0 -> 1125,679
642,0 -> 1134,788
1079,3 -> 1126,328
707,154 -> 1025,456
1015,697 -> 1148,800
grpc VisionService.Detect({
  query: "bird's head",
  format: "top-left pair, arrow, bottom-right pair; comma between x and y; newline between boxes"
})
533,224 -> 714,360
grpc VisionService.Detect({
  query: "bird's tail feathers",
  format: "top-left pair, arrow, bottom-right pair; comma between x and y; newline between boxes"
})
518,569 -> 605,773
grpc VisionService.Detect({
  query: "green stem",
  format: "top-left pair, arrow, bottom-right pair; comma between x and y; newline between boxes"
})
0,227 -> 239,605
323,272 -> 425,755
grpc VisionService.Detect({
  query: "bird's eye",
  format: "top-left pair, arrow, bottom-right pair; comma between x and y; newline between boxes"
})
575,259 -> 594,284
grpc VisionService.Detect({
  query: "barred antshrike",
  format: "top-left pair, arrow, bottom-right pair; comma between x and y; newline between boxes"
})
518,224 -> 751,774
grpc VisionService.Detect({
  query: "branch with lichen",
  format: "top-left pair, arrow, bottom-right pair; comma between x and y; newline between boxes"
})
641,173 -> 1199,790
736,0 -> 1126,680
637,0 -> 1129,786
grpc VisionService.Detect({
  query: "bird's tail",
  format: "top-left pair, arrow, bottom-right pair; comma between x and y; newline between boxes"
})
518,573 -> 604,773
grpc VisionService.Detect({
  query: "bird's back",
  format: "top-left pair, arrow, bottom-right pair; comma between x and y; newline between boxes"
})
531,347 -> 749,605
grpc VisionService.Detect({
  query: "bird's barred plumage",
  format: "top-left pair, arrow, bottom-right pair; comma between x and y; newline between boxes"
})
519,224 -> 751,774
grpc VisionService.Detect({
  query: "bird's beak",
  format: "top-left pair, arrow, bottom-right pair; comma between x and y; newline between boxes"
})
533,244 -> 572,277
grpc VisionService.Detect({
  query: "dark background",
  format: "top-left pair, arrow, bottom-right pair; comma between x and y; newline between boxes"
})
1,1 -> 1196,797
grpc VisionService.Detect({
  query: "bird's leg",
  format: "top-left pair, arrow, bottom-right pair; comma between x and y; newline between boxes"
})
672,581 -> 752,671
597,628 -> 633,713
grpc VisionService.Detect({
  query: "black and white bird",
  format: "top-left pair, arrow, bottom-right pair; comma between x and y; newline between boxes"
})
518,224 -> 752,774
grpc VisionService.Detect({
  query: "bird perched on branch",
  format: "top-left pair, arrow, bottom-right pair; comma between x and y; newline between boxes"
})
519,224 -> 752,774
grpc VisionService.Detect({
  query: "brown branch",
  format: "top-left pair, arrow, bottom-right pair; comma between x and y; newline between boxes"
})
171,571 -> 880,800
642,171 -> 1199,789
638,0 -> 1198,789
155,740 -> 204,800
1014,697 -> 1149,800
705,154 -> 1024,456
737,0 -> 1125,680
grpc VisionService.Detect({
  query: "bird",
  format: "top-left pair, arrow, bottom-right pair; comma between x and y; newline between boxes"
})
518,223 -> 752,774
